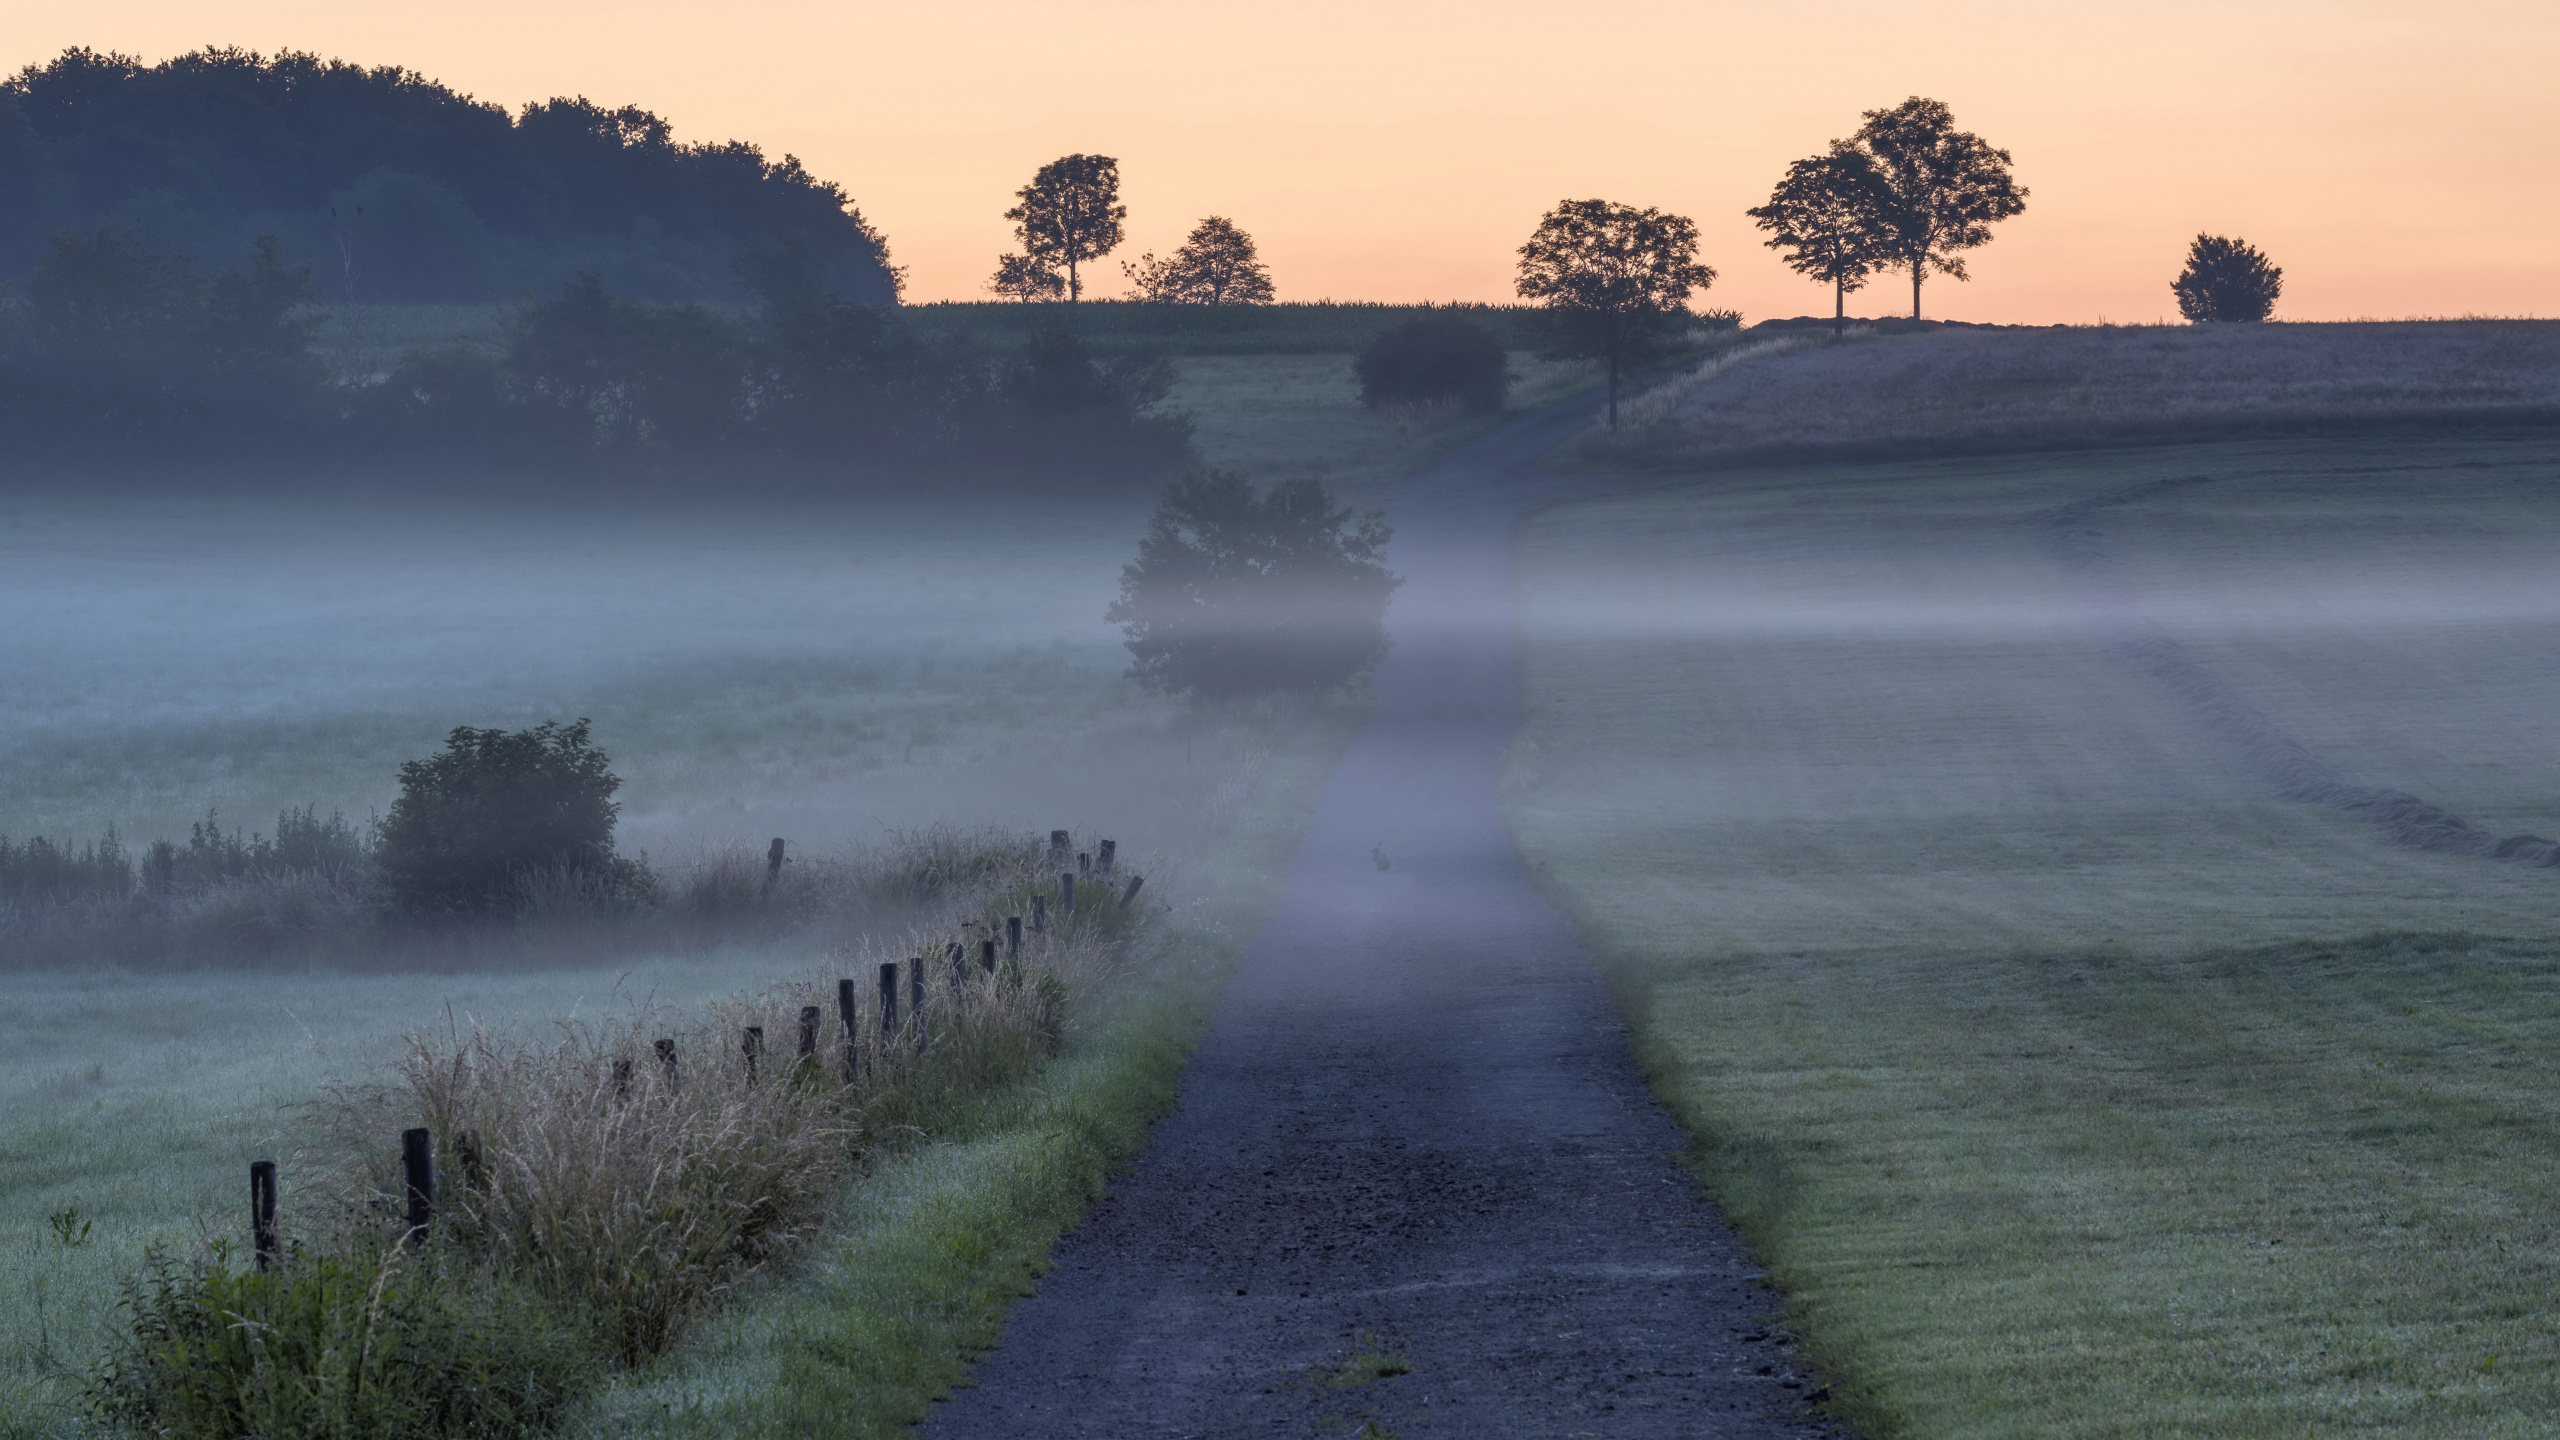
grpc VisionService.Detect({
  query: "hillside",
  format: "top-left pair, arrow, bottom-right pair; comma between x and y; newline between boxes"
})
0,47 -> 900,304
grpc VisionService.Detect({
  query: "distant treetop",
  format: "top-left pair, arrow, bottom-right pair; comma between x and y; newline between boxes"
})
0,47 -> 903,305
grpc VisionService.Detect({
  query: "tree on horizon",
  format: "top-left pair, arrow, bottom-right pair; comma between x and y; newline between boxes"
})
988,251 -> 1065,302
1003,154 -> 1126,304
2172,234 -> 2283,322
1747,143 -> 1890,333
1121,216 -> 1275,304
1514,198 -> 1715,426
1848,97 -> 2027,320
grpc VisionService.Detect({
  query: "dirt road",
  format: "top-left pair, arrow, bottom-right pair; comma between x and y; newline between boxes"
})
922,398 -> 1844,1438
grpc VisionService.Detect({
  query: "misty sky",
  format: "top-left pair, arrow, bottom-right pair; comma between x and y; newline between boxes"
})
12,0 -> 2556,320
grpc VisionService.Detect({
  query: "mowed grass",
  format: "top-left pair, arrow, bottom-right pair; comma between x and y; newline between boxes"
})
0,353 -> 1473,1432
1507,431 -> 2560,1436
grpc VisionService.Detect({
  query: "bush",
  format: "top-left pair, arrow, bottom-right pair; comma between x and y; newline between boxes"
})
374,719 -> 645,915
89,1247 -> 598,1440
2173,233 -> 2283,323
1354,314 -> 1508,414
1107,470 -> 1402,703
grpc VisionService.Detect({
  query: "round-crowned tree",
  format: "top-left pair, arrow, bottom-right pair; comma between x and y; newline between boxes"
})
1355,315 -> 1508,415
1107,471 -> 1402,704
375,719 -> 644,913
2172,234 -> 2282,322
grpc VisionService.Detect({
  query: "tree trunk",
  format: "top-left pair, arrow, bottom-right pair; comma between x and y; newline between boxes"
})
1834,276 -> 1846,336
1068,255 -> 1081,304
1911,263 -> 1923,320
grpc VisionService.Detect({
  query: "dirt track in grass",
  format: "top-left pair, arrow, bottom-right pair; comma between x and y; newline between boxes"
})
920,400 -> 1845,1439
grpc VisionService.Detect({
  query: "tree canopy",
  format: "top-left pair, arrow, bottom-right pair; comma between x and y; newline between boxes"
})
1848,97 -> 2028,319
1747,144 -> 1890,332
0,47 -> 901,304
1000,154 -> 1126,304
2172,234 -> 2283,322
1121,217 -> 1276,304
1514,198 -> 1715,425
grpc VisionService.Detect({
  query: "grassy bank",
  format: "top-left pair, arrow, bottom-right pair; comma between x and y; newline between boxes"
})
1507,434 -> 2560,1435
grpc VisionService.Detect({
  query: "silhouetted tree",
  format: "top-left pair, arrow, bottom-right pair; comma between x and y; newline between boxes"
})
374,719 -> 646,914
1121,216 -> 1275,304
1004,154 -> 1126,304
1850,97 -> 2027,319
1747,144 -> 1890,333
988,251 -> 1064,302
1355,314 -> 1507,414
1107,471 -> 1401,703
2172,234 -> 2282,322
1514,199 -> 1715,426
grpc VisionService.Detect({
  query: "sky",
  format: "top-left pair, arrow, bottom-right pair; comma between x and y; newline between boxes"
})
10,0 -> 2557,321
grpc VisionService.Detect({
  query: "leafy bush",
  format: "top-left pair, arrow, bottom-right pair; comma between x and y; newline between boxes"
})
88,1248 -> 598,1440
0,828 -> 132,904
1355,314 -> 1508,414
374,719 -> 646,915
1108,470 -> 1402,703
2173,233 -> 2283,323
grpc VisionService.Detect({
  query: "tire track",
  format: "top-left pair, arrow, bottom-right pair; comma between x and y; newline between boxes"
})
2048,476 -> 2560,867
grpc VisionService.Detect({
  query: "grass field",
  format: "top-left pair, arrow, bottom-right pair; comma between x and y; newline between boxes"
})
1508,431 -> 2560,1436
0,350 -> 1488,1434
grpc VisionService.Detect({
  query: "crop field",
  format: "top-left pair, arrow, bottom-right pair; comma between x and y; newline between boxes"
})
0,348 -> 1466,1433
1508,430 -> 2560,1436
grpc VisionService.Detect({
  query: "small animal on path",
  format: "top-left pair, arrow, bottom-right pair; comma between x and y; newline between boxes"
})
1372,844 -> 1391,872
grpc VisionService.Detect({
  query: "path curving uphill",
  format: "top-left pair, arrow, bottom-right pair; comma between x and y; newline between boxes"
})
922,398 -> 1844,1438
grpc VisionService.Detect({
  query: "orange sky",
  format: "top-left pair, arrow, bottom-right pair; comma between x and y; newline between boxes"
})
11,0 -> 2556,321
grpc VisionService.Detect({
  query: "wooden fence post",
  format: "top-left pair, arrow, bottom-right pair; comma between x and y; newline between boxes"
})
878,962 -> 899,1037
742,1026 -> 763,1089
655,1037 -> 680,1092
837,978 -> 860,1080
1077,851 -> 1091,875
613,1058 -> 633,1101
1006,915 -> 1022,956
401,1127 -> 434,1249
1062,873 -> 1076,917
1049,829 -> 1071,858
798,1005 -> 820,1058
250,1159 -> 279,1272
1119,875 -> 1145,910
980,938 -> 997,973
1098,839 -> 1116,874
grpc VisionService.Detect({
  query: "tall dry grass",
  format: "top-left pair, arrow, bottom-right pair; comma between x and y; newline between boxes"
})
1579,319 -> 2560,467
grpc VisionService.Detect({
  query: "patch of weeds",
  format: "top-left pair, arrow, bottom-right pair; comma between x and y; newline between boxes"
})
1329,1336 -> 1414,1390
46,1207 -> 91,1249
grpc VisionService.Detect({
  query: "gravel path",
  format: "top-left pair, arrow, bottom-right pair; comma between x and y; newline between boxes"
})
922,397 -> 1846,1439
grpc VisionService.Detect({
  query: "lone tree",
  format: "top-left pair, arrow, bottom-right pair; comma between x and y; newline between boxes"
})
1514,199 -> 1716,426
2172,234 -> 2283,322
1747,144 -> 1890,334
1002,154 -> 1126,303
1107,471 -> 1402,704
988,252 -> 1065,302
374,719 -> 643,914
1121,216 -> 1276,304
1850,97 -> 2027,319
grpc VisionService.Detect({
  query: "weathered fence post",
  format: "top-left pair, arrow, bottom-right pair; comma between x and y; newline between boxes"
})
1049,829 -> 1071,858
798,1005 -> 820,1058
1120,875 -> 1145,910
878,962 -> 900,1037
400,1127 -> 434,1249
1062,873 -> 1077,917
837,978 -> 860,1080
655,1037 -> 680,1092
980,937 -> 997,973
1077,851 -> 1091,875
764,838 -> 786,890
250,1159 -> 279,1271
1006,915 -> 1022,956
742,1026 -> 763,1089
1098,839 -> 1116,874
1031,895 -> 1046,934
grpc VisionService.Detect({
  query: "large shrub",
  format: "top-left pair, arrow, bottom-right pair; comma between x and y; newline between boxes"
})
2173,234 -> 2283,323
1354,314 -> 1508,414
375,719 -> 642,914
1107,470 -> 1401,704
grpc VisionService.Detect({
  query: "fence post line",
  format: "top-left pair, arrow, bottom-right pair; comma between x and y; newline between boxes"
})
742,1026 -> 763,1089
878,962 -> 900,1038
1077,851 -> 1091,876
1119,874 -> 1145,910
1007,915 -> 1022,956
1049,829 -> 1070,859
980,937 -> 997,973
798,1005 -> 820,1058
837,978 -> 860,1080
400,1127 -> 434,1249
250,1159 -> 279,1272
1098,839 -> 1116,874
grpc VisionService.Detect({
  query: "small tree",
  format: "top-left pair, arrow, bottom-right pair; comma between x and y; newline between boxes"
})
1356,314 -> 1507,414
1747,144 -> 1890,334
988,252 -> 1065,303
375,719 -> 641,914
1003,154 -> 1126,304
1121,216 -> 1276,304
1107,471 -> 1402,704
1851,97 -> 2028,319
2172,234 -> 2282,322
1514,199 -> 1716,426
